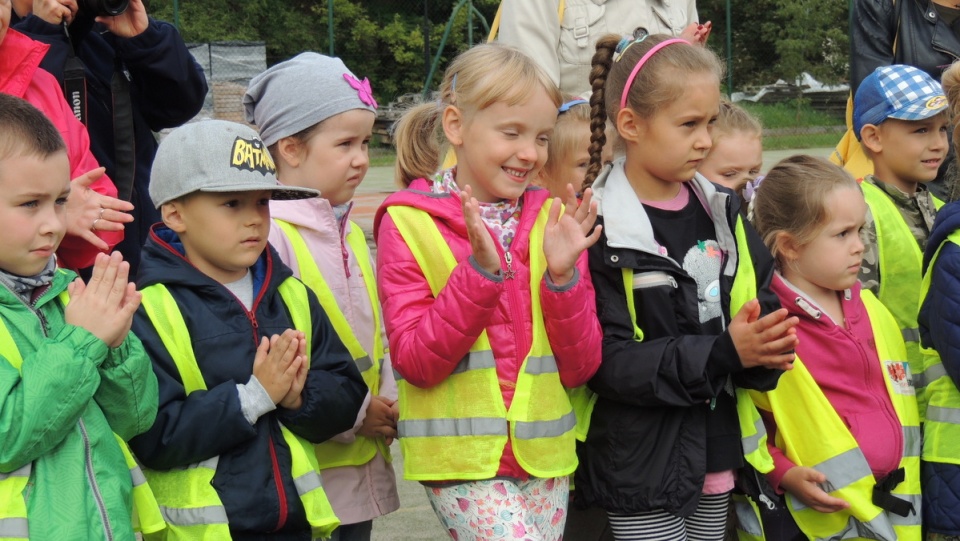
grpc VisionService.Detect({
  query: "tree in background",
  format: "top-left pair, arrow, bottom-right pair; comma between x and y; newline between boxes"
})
146,0 -> 847,103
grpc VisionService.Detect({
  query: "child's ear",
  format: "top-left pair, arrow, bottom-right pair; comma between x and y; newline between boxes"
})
615,107 -> 644,144
859,124 -> 883,154
161,201 -> 187,234
276,137 -> 303,168
442,105 -> 465,147
775,231 -> 801,264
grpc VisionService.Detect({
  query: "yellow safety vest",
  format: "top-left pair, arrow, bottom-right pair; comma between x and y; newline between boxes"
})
862,181 -> 943,418
386,201 -> 578,481
749,291 -> 921,541
918,230 -> 960,467
0,291 -> 166,539
138,280 -> 339,540
273,219 -> 391,469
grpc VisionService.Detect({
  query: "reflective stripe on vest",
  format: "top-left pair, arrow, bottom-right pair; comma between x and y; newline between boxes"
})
274,218 -> 391,469
139,280 -> 340,539
387,201 -> 578,480
862,181 -> 943,418
732,492 -> 765,541
0,289 -> 165,538
748,290 -> 921,541
918,230 -> 960,466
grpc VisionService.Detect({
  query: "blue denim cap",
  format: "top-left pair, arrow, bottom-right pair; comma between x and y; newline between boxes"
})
854,65 -> 947,141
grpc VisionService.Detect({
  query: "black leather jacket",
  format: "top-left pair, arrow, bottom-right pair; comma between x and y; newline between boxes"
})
852,0 -> 960,94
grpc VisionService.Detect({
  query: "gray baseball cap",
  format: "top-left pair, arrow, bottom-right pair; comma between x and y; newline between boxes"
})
149,119 -> 319,208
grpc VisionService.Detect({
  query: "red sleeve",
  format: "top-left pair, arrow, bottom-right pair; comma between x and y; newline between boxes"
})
376,213 -> 504,388
540,251 -> 602,388
761,409 -> 797,493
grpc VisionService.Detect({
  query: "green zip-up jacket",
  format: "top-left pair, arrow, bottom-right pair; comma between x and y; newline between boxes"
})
0,268 -> 158,540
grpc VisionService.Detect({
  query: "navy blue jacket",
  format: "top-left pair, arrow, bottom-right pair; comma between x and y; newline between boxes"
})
13,12 -> 208,275
129,226 -> 366,539
919,201 -> 960,535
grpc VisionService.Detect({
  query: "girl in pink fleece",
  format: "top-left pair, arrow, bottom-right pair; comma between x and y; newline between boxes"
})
374,43 -> 603,540
243,53 -> 398,541
748,156 -> 920,539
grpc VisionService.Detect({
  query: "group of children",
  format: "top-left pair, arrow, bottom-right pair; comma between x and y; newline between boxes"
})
3,17 -> 960,541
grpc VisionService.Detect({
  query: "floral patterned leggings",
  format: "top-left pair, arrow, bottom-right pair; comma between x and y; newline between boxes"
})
425,476 -> 569,541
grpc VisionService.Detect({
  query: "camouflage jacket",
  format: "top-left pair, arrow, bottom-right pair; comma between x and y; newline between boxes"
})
858,175 -> 938,296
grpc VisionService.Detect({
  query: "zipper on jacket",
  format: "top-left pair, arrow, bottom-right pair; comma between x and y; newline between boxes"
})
79,419 -> 114,541
503,252 -> 516,280
503,250 -> 530,376
267,432 -> 289,531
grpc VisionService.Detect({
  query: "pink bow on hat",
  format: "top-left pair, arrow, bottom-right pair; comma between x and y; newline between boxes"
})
344,74 -> 378,109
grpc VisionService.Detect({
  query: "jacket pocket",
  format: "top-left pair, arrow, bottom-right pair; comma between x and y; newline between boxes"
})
559,2 -> 608,67
632,271 -> 678,290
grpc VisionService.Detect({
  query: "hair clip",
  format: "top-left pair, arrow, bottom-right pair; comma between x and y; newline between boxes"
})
451,73 -> 458,94
614,29 -> 650,63
558,99 -> 588,114
343,74 -> 378,109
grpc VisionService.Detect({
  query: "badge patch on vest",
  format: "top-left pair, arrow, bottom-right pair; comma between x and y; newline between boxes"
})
885,361 -> 915,396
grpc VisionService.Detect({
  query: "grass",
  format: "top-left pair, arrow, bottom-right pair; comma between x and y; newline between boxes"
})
369,145 -> 397,167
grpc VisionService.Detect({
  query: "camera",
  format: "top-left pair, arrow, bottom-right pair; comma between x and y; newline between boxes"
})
78,0 -> 128,17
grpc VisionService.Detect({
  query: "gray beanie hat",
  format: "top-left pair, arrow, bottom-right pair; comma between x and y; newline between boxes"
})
150,119 -> 319,208
243,52 -> 378,147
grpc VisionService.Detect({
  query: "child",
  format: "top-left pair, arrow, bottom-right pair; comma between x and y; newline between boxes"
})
698,99 -> 763,202
750,156 -> 921,540
578,34 -> 796,540
854,64 -> 948,413
243,52 -> 399,541
0,0 -> 132,270
537,96 -> 591,197
375,42 -> 603,540
916,60 -> 960,541
0,94 -> 158,540
127,120 -> 368,540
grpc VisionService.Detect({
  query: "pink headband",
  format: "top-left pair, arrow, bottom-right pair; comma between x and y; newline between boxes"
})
620,38 -> 689,110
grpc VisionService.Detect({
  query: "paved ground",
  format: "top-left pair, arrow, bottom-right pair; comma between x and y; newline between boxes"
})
361,146 -> 835,539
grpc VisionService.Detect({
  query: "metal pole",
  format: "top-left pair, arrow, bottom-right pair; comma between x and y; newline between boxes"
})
423,0 -> 468,96
328,0 -> 335,56
467,0 -> 473,46
173,0 -> 179,30
424,0 -> 430,85
725,0 -> 732,95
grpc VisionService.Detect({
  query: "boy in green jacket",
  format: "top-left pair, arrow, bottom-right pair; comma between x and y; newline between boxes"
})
0,94 -> 159,540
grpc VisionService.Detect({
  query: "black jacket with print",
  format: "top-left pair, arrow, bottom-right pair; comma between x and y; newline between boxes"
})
576,163 -> 783,517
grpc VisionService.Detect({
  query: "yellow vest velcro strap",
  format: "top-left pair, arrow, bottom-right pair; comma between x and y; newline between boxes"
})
903,426 -> 922,458
0,517 -> 28,538
524,355 -> 559,375
159,505 -> 229,526
790,448 -> 870,511
0,465 -> 29,481
399,418 -> 508,438
354,355 -> 374,374
888,495 -> 922,525
926,405 -> 960,425
901,328 -> 920,343
513,410 -> 577,439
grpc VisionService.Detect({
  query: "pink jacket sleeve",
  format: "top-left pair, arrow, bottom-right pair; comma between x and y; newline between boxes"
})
376,213 -> 504,388
540,251 -> 602,388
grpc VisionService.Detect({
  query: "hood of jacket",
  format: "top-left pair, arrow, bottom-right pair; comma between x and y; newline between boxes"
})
0,30 -> 47,97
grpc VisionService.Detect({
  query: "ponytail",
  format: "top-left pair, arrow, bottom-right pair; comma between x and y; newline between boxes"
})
393,102 -> 444,187
583,34 -> 619,190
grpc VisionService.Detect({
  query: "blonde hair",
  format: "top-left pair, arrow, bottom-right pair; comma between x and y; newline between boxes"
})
393,43 -> 562,187
750,155 -> 860,267
715,99 -> 762,142
541,95 -> 591,185
583,34 -> 724,188
941,61 -> 960,199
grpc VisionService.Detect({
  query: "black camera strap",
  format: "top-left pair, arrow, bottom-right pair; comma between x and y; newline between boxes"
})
62,22 -> 87,125
59,21 -> 136,202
